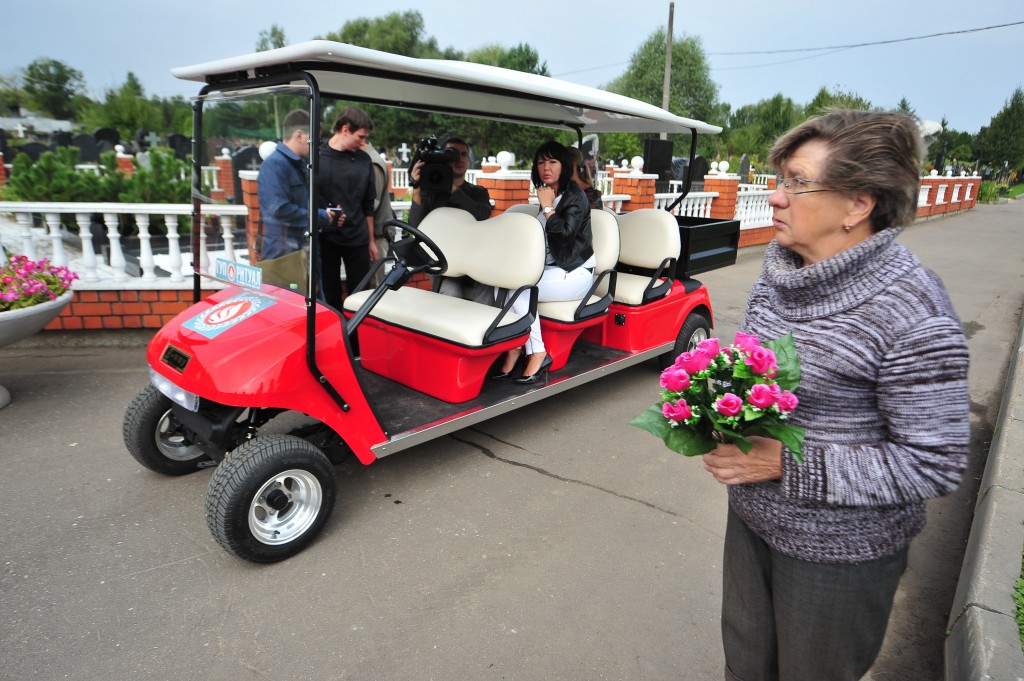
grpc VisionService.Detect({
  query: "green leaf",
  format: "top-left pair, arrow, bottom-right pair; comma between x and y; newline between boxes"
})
765,333 -> 802,392
630,405 -> 716,457
759,424 -> 805,463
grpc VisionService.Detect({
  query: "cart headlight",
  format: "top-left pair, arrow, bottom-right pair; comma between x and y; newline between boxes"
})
149,368 -> 200,412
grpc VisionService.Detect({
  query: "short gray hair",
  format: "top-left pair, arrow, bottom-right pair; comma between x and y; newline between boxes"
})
768,109 -> 924,230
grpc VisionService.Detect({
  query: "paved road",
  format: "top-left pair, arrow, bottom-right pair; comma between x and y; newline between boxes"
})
1,202 -> 1021,680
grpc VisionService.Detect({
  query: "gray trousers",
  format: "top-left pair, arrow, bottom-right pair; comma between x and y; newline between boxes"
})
430,274 -> 495,306
721,507 -> 907,681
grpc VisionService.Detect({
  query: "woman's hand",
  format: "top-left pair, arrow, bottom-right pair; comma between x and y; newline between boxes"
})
702,436 -> 783,485
536,185 -> 556,209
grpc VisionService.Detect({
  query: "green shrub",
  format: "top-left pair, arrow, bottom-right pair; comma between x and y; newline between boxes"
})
978,181 -> 1005,203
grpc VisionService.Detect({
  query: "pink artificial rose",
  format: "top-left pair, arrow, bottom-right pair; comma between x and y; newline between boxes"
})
698,338 -> 721,357
745,346 -> 777,376
734,331 -> 761,354
674,349 -> 713,374
660,366 -> 691,392
777,390 -> 799,413
662,399 -> 693,423
747,383 -> 777,409
715,392 -> 743,417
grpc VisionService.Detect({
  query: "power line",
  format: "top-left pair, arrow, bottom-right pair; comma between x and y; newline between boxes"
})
553,20 -> 1024,79
706,20 -> 1024,56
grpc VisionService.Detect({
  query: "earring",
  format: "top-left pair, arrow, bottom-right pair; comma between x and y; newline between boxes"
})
842,224 -> 852,233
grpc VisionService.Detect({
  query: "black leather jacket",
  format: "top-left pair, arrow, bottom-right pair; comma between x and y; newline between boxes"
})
545,182 -> 594,271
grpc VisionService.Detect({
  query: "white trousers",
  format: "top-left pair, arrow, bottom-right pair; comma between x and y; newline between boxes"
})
505,265 -> 593,354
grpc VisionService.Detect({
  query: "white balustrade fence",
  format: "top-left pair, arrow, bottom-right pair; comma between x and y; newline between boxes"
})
653,192 -> 718,218
735,188 -> 774,229
1,202 -> 247,286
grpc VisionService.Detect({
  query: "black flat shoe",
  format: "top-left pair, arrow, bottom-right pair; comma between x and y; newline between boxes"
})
515,355 -> 552,384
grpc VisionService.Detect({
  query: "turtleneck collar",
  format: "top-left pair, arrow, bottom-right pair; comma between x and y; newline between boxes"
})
760,227 -> 920,320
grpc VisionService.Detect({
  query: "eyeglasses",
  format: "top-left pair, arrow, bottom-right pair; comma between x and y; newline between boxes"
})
775,175 -> 837,195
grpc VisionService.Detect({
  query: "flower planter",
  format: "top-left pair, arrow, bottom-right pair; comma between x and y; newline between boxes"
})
0,290 -> 74,408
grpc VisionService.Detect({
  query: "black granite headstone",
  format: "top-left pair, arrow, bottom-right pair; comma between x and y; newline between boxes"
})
72,133 -> 100,163
19,142 -> 48,162
167,133 -> 191,161
231,145 -> 261,204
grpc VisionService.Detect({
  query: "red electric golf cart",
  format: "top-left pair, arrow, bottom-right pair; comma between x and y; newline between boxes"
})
122,41 -> 739,563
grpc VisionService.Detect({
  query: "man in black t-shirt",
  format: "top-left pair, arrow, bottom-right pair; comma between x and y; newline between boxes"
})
317,107 -> 377,309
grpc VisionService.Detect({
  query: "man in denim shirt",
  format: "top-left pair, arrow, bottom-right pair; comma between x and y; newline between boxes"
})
257,109 -> 332,259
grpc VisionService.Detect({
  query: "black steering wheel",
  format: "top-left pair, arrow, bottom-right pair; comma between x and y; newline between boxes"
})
384,218 -> 448,276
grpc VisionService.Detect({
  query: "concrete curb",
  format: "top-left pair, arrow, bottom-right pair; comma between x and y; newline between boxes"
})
946,308 -> 1024,679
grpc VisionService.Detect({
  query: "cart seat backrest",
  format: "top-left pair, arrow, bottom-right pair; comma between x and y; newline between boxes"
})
616,209 -> 679,269
613,209 -> 680,306
505,203 -> 540,217
592,208 -> 620,297
420,207 -> 544,290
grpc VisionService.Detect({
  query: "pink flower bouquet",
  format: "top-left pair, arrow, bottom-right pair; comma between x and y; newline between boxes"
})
631,331 -> 805,462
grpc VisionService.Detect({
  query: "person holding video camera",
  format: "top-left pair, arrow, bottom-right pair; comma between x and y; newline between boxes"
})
408,136 -> 493,305
317,106 -> 378,310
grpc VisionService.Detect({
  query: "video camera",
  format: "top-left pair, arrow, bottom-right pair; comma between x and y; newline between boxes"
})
410,136 -> 460,194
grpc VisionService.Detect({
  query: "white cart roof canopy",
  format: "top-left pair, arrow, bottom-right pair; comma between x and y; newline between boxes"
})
172,40 -> 721,136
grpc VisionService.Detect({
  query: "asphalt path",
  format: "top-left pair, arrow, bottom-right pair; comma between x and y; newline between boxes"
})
1,202 -> 1021,680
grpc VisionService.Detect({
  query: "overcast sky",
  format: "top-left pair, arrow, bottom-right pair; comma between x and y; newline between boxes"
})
2,0 -> 1020,134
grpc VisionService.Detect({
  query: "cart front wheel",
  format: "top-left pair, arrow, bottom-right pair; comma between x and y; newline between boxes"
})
123,385 -> 209,475
205,435 -> 336,563
660,313 -> 711,368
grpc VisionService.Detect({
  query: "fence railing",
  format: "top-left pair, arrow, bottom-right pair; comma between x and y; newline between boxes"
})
653,192 -> 718,218
735,188 -> 774,229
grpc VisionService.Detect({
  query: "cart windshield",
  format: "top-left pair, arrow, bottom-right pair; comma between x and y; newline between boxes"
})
191,85 -> 315,309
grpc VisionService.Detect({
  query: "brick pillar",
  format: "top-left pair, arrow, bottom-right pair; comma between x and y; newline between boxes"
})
239,170 -> 261,262
212,154 -> 233,202
478,172 -> 531,217
481,160 -> 501,175
616,173 -> 657,212
704,174 -> 741,221
964,177 -> 981,208
117,150 -> 137,174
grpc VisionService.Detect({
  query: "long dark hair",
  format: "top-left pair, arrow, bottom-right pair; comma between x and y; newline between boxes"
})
531,141 -> 574,195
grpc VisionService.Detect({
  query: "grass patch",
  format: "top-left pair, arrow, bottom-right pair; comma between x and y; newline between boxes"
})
1007,184 -> 1024,199
1017,559 -> 1024,651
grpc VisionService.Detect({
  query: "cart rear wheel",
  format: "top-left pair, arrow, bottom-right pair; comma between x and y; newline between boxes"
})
659,313 -> 711,368
205,435 -> 336,563
123,385 -> 209,475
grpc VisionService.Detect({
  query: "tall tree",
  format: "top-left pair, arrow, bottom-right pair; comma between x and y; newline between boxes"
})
974,87 -> 1024,172
603,29 -> 726,159
805,86 -> 872,117
256,24 -> 287,51
21,57 -> 84,120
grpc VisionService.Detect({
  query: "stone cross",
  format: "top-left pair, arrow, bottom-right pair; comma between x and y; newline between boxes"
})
145,131 -> 160,148
397,142 -> 411,163
14,122 -> 26,138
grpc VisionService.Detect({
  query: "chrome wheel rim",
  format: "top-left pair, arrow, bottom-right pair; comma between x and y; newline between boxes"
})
687,326 -> 709,352
248,469 -> 323,545
155,409 -> 205,462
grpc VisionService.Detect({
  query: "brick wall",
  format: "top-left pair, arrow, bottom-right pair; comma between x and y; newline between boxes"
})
476,175 -> 531,215
44,288 -> 218,331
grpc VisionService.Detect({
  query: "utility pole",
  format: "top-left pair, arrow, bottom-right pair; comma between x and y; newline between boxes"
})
660,2 -> 675,140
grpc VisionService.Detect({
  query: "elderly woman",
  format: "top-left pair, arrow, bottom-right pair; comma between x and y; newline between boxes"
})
701,110 -> 969,681
492,141 -> 595,383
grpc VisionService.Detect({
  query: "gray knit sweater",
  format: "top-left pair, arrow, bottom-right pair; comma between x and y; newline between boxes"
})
729,228 -> 970,563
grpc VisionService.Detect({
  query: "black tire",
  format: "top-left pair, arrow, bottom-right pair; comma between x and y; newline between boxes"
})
205,435 -> 337,563
659,313 -> 711,368
123,385 -> 210,475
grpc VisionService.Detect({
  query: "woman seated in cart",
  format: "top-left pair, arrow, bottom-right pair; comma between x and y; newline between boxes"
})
491,141 -> 595,384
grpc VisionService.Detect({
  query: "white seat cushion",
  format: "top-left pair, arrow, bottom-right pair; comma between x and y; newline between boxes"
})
537,295 -> 608,322
344,287 -> 526,346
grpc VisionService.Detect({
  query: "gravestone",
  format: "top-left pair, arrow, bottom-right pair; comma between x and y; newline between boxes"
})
19,142 -> 48,162
167,133 -> 191,160
738,154 -> 751,181
688,155 -> 710,192
72,133 -> 100,163
231,145 -> 261,204
50,131 -> 73,149
93,127 -> 120,154
0,130 -> 10,162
